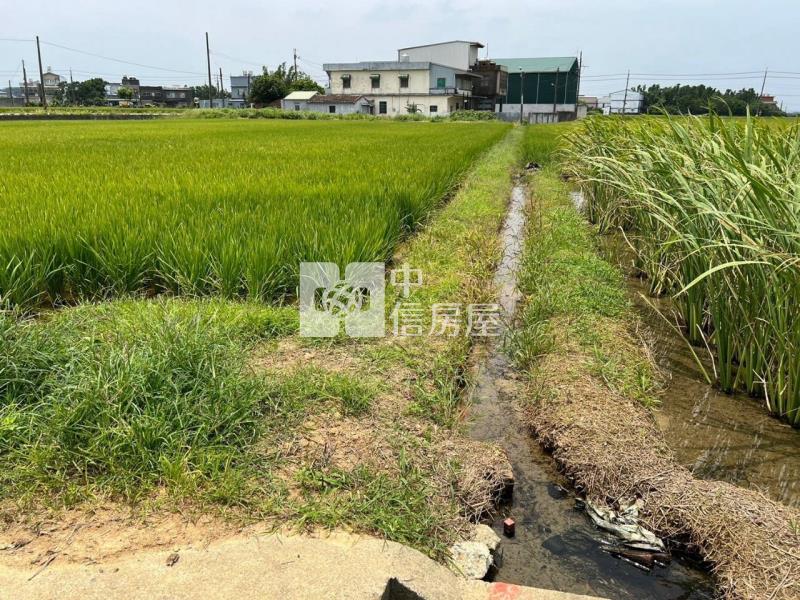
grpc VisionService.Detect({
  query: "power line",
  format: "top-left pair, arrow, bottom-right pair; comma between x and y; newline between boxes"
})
209,50 -> 263,68
39,39 -> 205,75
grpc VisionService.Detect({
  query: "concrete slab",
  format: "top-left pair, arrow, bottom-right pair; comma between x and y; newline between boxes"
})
0,531 -> 604,600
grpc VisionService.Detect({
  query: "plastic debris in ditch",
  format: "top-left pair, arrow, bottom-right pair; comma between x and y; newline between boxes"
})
586,498 -> 671,570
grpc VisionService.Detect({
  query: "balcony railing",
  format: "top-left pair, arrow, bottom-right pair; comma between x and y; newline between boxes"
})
428,87 -> 471,96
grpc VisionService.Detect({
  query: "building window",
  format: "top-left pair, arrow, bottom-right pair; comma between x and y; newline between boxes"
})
342,75 -> 351,89
436,77 -> 446,89
399,75 -> 409,88
379,101 -> 387,114
429,105 -> 438,113
294,104 -> 301,111
329,105 -> 336,113
371,75 -> 380,89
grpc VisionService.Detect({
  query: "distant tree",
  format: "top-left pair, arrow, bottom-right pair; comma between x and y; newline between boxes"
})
247,63 -> 324,105
189,85 -> 231,104
636,83 -> 785,116
53,78 -> 107,106
79,78 -> 108,105
117,86 -> 134,100
52,81 -> 75,106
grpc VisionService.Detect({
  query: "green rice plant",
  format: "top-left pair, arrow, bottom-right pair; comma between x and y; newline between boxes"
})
563,113 -> 800,426
0,119 -> 508,308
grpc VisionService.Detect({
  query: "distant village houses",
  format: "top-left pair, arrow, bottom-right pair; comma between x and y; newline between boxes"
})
319,41 -> 582,121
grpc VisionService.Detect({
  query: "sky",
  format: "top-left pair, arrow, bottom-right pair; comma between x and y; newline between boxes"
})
2,0 -> 799,111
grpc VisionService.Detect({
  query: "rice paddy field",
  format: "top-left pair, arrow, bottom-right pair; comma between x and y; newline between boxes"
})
564,114 -> 800,426
0,119 -> 507,308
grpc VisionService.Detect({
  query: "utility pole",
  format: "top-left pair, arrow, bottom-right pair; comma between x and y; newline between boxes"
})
574,52 -> 583,119
35,35 -> 47,108
69,68 -> 73,84
552,67 -> 560,117
519,67 -> 524,124
8,81 -> 13,107
21,60 -> 30,106
622,70 -> 630,115
219,67 -> 223,94
205,32 -> 214,106
293,48 -> 298,80
758,67 -> 769,116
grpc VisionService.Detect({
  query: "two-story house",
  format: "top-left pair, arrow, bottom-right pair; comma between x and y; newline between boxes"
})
162,86 -> 192,108
138,85 -> 164,106
230,72 -> 253,108
322,59 -> 477,116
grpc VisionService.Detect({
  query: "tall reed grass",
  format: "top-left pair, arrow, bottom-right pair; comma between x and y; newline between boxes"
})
563,113 -> 800,426
0,119 -> 507,308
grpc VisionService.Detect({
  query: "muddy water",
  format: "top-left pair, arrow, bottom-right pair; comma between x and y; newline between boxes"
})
627,274 -> 800,508
466,184 -> 715,599
578,185 -> 800,508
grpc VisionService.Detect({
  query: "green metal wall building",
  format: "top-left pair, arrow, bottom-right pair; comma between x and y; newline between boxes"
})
493,57 -> 579,107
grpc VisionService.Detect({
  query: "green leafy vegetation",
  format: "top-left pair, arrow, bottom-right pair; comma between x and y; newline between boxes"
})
0,299 -> 295,504
247,63 -> 324,105
512,124 -> 659,407
263,367 -> 376,417
52,77 -> 108,106
564,113 -> 800,425
521,122 -> 574,165
294,456 -> 450,554
636,84 -> 785,116
0,119 -> 507,308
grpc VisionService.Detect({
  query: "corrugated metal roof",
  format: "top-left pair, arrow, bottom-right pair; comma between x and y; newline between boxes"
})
283,91 -> 319,100
493,57 -> 578,73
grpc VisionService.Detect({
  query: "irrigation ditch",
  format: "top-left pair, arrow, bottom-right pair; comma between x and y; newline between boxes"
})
466,175 -> 715,599
496,148 -> 800,600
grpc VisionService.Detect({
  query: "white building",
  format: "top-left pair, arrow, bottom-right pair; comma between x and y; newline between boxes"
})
603,90 -> 643,115
305,94 -> 372,115
322,59 -> 477,116
280,90 -> 320,110
230,73 -> 253,108
397,41 -> 483,72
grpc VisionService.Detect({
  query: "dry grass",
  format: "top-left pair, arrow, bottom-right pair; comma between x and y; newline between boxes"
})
529,347 -> 800,599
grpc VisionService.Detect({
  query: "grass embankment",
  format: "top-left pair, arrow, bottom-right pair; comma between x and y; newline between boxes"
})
564,114 -> 800,426
0,127 -> 522,559
0,119 -> 507,309
514,124 -> 800,599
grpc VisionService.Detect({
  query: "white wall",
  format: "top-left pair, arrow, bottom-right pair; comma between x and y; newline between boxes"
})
371,94 -> 461,116
494,103 -> 577,115
399,42 -> 478,71
329,69 -> 430,95
306,101 -> 372,115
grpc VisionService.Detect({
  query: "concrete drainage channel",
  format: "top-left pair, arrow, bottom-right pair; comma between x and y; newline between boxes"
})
465,181 -> 716,599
